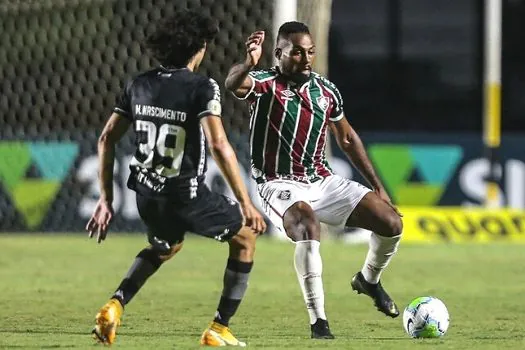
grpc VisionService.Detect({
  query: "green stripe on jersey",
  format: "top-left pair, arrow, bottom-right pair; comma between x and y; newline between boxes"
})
304,84 -> 325,176
321,156 -> 333,173
251,93 -> 272,170
277,98 -> 300,174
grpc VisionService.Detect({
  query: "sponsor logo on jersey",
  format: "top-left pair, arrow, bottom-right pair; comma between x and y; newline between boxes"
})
316,96 -> 330,112
281,89 -> 295,100
277,190 -> 291,200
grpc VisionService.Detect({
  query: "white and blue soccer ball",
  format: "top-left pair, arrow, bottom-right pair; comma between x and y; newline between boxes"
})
403,296 -> 450,338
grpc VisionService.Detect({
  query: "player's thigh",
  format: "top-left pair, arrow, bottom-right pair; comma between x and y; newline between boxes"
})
135,193 -> 187,247
346,192 -> 403,237
314,175 -> 372,226
257,180 -> 311,235
180,186 -> 244,242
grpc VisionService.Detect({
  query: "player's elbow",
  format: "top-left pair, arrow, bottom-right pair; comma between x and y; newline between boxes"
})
224,81 -> 244,98
338,134 -> 353,152
98,132 -> 117,147
209,138 -> 231,156
224,76 -> 235,92
224,75 -> 248,97
98,132 -> 111,146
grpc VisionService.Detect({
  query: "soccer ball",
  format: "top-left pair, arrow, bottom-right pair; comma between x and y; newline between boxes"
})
403,296 -> 449,338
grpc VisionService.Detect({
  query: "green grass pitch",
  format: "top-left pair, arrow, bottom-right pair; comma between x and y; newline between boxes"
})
0,234 -> 523,349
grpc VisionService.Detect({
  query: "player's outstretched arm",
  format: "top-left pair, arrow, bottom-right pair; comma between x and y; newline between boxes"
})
225,31 -> 265,98
329,117 -> 401,216
201,115 -> 266,234
86,113 -> 131,243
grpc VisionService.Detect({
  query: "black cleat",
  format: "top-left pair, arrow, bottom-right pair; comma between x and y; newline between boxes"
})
310,318 -> 335,339
351,272 -> 400,318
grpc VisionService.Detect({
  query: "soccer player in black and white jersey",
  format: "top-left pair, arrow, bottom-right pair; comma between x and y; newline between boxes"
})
86,10 -> 265,347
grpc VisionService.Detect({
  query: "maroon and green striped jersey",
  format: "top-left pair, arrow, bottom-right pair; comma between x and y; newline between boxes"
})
237,67 -> 345,183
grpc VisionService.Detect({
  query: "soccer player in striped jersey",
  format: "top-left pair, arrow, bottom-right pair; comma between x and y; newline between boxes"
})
225,22 -> 403,339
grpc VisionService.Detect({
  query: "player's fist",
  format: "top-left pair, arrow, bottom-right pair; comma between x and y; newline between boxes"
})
240,202 -> 267,235
86,199 -> 114,243
245,31 -> 265,67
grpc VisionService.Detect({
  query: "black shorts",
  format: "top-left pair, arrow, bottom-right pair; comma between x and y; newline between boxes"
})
136,186 -> 243,245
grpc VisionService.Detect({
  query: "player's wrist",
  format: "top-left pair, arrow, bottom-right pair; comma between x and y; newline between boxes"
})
99,195 -> 113,205
238,198 -> 252,207
243,57 -> 256,69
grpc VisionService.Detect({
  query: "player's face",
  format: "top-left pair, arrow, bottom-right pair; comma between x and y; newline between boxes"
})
277,33 -> 316,80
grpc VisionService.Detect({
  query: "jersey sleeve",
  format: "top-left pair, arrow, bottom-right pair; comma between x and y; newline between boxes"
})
113,79 -> 133,120
195,78 -> 222,118
234,70 -> 274,101
328,83 -> 345,122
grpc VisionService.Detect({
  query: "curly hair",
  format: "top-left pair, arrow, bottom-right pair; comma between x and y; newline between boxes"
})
145,10 -> 219,67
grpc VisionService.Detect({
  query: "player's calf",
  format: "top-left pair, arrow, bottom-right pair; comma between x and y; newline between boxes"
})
212,227 -> 256,327
158,241 -> 184,261
111,243 -> 178,307
199,226 -> 256,346
283,202 -> 334,338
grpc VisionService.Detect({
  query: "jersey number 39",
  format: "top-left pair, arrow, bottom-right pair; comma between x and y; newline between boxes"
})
131,120 -> 186,178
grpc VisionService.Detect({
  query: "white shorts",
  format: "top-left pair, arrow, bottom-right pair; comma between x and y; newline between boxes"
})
257,175 -> 371,233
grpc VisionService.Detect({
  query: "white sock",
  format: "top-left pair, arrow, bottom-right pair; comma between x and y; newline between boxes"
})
361,233 -> 401,284
294,240 -> 327,324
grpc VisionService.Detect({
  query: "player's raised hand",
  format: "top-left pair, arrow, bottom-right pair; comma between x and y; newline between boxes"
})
245,31 -> 265,67
86,199 -> 114,243
240,202 -> 267,235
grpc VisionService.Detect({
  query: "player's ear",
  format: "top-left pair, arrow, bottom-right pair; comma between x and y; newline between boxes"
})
274,48 -> 282,60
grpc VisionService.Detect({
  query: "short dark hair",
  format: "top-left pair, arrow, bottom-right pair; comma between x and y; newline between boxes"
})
277,21 -> 310,42
145,10 -> 219,67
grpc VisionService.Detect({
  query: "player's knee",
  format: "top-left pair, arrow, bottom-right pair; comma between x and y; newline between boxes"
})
229,231 -> 256,259
384,213 -> 403,237
159,242 -> 183,261
283,202 -> 320,241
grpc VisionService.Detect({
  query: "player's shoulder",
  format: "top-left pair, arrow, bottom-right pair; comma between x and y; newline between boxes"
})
190,73 -> 220,97
249,67 -> 279,81
311,72 -> 340,92
124,68 -> 160,89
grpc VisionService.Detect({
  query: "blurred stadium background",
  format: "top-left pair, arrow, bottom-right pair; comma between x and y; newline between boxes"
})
0,0 -> 524,239
2,1 -> 525,348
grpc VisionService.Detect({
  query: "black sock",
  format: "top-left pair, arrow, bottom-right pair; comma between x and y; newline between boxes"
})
112,248 -> 163,306
214,259 -> 253,326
